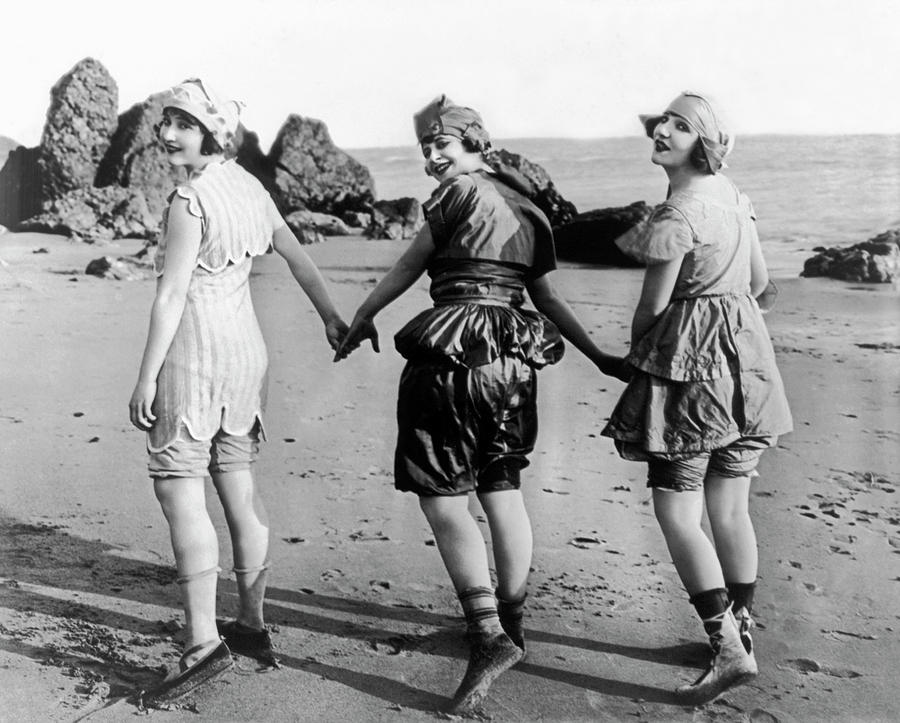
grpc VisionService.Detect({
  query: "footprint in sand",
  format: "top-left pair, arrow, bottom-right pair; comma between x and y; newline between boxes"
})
781,658 -> 862,679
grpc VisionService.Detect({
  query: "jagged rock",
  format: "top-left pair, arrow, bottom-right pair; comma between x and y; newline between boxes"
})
18,186 -> 158,243
85,254 -> 155,280
553,201 -> 652,267
0,145 -> 41,228
270,115 -> 375,215
342,210 -> 372,229
95,91 -> 184,218
284,210 -> 326,244
234,126 -> 277,197
38,58 -> 118,204
365,198 -> 423,240
485,148 -> 577,228
802,228 -> 900,282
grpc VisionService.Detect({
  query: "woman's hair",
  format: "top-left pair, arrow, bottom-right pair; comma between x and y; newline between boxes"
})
155,108 -> 225,156
689,141 -> 713,174
420,134 -> 491,155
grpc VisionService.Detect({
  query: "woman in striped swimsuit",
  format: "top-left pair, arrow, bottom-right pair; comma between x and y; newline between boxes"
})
129,78 -> 346,704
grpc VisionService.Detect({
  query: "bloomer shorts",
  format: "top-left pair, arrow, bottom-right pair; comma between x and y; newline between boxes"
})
647,436 -> 776,492
394,357 -> 538,496
148,423 -> 261,479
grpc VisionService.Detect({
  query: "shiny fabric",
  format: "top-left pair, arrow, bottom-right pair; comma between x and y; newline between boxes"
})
646,436 -> 774,491
395,357 -> 537,495
602,181 -> 792,458
394,171 -> 563,369
393,170 -> 563,495
639,91 -> 734,174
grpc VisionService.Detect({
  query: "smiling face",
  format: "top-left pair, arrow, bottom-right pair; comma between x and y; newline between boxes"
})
649,112 -> 701,170
420,134 -> 484,182
158,108 -> 208,170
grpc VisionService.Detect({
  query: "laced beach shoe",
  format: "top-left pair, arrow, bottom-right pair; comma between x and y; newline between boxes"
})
140,639 -> 232,708
448,631 -> 524,716
675,607 -> 757,705
216,619 -> 280,668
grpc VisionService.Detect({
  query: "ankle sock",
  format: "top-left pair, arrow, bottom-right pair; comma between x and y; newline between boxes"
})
689,588 -> 730,636
459,586 -> 503,636
726,581 -> 756,615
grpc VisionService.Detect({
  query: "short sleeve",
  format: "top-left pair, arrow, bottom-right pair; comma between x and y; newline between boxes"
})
172,185 -> 204,219
616,204 -> 693,265
423,176 -> 478,244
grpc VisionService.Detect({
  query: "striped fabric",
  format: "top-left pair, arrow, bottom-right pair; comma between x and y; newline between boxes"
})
149,161 -> 280,453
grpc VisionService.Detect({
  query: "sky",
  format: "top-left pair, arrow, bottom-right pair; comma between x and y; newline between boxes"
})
2,0 -> 898,150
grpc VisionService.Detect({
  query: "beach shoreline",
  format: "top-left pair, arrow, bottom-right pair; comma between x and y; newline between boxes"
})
1,232 -> 898,722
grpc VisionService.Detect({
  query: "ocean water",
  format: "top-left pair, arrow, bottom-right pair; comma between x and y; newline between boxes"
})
350,135 -> 900,277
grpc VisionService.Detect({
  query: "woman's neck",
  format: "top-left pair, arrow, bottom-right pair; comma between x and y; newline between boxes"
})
664,163 -> 706,194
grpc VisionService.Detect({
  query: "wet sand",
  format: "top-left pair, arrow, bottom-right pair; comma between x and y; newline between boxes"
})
1,231 -> 898,722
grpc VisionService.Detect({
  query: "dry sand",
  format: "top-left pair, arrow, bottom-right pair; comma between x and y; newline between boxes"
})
0,231 -> 898,722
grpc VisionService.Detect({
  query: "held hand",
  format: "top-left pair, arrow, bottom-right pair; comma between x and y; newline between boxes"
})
595,353 -> 634,383
325,317 -> 350,352
333,315 -> 380,361
129,380 -> 157,431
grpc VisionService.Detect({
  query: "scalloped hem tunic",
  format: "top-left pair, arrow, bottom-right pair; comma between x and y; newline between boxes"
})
149,159 -> 280,453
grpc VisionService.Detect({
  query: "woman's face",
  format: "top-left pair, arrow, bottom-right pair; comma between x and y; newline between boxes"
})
650,113 -> 700,169
420,134 -> 482,182
159,109 -> 206,169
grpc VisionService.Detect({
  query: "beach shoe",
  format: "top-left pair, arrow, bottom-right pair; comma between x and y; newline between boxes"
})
675,608 -> 757,706
448,631 -> 523,716
140,639 -> 232,708
216,619 -> 280,668
733,606 -> 754,655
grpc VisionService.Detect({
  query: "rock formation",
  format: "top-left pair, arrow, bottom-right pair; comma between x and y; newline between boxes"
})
485,148 -> 577,228
802,228 -> 900,283
38,58 -> 118,205
0,144 -> 41,228
553,202 -> 652,267
95,92 -> 183,218
365,198 -> 422,240
269,115 -> 375,215
18,186 -> 158,242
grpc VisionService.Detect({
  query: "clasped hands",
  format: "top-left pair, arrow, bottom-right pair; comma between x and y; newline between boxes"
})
331,314 -> 379,362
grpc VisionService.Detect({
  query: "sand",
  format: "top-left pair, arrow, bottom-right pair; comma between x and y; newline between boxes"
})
0,231 -> 898,722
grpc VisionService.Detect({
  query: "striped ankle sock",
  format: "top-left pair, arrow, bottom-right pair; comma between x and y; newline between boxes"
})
458,586 -> 503,636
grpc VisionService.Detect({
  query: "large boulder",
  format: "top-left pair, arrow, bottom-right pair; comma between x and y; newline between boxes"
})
485,148 -> 577,228
95,92 -> 184,218
0,144 -> 41,228
365,198 -> 423,240
553,201 -> 652,267
18,186 -> 158,243
802,228 -> 900,283
269,115 -> 375,215
38,58 -> 119,204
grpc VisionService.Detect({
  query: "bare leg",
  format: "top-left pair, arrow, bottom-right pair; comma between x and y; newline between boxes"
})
476,489 -> 532,602
419,494 -> 493,592
154,476 -> 220,663
212,469 -> 269,630
652,488 -> 725,595
704,475 -> 757,584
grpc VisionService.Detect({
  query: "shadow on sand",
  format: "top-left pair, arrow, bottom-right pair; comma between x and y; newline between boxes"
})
0,513 -> 686,714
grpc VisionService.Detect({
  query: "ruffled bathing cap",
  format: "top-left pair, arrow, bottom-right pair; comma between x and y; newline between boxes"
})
161,78 -> 243,151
